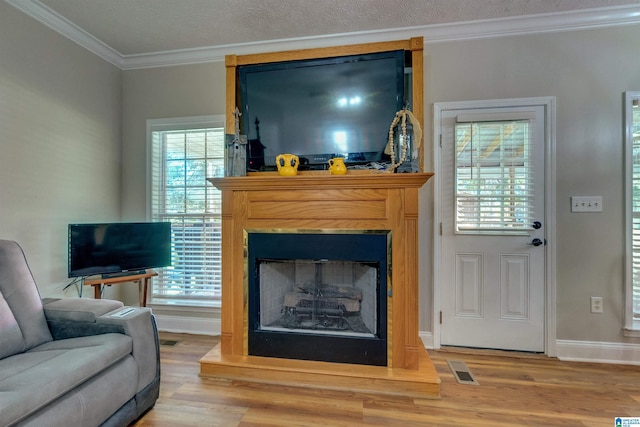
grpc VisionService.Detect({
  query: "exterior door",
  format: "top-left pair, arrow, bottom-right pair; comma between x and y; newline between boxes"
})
439,104 -> 546,352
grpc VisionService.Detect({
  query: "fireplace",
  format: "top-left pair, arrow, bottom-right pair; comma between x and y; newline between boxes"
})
200,172 -> 439,399
246,230 -> 389,365
198,37 -> 439,398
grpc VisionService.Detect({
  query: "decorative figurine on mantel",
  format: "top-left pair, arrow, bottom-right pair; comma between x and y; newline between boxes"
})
275,153 -> 299,176
226,107 -> 247,176
385,105 -> 423,173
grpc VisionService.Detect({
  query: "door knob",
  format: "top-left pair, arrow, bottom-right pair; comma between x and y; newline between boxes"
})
532,221 -> 542,230
528,238 -> 544,247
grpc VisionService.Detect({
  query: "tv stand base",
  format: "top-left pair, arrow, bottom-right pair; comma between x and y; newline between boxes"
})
84,270 -> 158,307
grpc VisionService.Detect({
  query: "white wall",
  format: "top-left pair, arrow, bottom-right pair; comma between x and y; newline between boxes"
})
0,1 -> 122,297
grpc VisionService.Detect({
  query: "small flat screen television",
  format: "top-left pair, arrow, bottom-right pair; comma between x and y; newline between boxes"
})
68,222 -> 171,278
238,49 -> 408,171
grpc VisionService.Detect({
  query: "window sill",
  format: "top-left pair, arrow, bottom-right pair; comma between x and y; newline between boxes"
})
148,299 -> 221,312
623,320 -> 640,337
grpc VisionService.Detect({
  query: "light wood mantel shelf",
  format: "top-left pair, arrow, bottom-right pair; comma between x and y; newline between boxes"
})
209,171 -> 433,191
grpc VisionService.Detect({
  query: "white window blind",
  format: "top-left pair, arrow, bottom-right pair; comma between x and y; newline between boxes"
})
628,96 -> 640,326
454,120 -> 535,234
149,117 -> 224,304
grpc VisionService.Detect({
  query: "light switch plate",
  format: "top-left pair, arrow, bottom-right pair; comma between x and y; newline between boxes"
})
571,196 -> 602,212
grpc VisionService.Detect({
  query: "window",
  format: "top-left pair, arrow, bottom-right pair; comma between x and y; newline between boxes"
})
625,92 -> 640,333
148,116 -> 225,306
455,117 -> 535,234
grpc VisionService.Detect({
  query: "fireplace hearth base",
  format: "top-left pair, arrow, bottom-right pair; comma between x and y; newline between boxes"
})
200,342 -> 441,399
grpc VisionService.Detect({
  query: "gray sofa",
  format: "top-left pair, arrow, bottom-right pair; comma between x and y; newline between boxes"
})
0,239 -> 160,426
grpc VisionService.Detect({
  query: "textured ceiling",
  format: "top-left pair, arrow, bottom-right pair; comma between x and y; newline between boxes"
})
34,0 -> 640,55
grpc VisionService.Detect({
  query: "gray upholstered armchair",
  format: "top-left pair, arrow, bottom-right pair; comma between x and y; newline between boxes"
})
0,239 -> 160,426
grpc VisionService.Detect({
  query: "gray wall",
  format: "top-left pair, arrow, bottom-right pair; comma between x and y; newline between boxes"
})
423,26 -> 640,343
0,2 -> 122,297
4,0 -> 640,345
121,63 -> 226,220
120,63 -> 225,308
121,25 -> 640,344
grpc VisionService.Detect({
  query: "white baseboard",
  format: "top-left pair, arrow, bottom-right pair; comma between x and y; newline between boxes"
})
155,314 -> 221,336
419,331 -> 434,349
555,340 -> 640,365
421,331 -> 639,365
155,323 -> 639,366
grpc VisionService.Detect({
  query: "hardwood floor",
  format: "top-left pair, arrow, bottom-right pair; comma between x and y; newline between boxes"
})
135,332 -> 640,426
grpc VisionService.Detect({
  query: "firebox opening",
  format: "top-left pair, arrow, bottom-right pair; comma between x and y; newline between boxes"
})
247,230 -> 390,366
259,259 -> 378,337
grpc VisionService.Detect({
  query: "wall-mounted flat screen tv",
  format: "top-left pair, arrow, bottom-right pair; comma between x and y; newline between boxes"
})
238,49 -> 407,170
68,222 -> 171,278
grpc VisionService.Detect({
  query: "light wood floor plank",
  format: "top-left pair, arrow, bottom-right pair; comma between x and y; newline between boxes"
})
134,332 -> 640,426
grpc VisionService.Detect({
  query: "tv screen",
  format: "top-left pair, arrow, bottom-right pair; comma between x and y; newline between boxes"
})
238,50 -> 407,170
68,222 -> 171,278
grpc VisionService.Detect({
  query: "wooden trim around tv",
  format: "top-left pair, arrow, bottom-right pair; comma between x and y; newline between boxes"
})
225,37 -> 425,172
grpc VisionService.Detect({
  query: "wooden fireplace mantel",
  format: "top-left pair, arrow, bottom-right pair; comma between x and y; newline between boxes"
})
211,170 -> 432,191
200,172 -> 440,398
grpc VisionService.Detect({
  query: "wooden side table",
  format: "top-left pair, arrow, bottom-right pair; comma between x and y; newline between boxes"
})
83,270 -> 157,307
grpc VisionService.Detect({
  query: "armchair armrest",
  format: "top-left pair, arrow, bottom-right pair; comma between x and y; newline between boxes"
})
98,307 -> 160,396
43,297 -> 123,322
43,299 -> 160,399
42,298 -> 125,339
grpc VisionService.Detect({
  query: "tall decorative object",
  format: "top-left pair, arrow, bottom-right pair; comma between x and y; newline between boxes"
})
226,107 -> 247,176
385,107 -> 422,173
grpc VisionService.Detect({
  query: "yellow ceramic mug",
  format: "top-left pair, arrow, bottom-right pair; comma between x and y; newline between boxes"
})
328,157 -> 347,175
276,153 -> 300,176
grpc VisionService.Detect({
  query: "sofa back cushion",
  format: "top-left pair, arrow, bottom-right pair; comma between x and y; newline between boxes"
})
0,240 -> 52,359
0,294 -> 25,358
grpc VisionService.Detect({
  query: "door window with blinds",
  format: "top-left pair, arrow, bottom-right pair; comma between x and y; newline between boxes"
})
148,116 -> 225,305
454,113 -> 535,235
625,91 -> 640,332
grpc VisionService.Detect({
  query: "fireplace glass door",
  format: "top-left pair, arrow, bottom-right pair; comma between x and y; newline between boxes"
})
246,230 -> 389,366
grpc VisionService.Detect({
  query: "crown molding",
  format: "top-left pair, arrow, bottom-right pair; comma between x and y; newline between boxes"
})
422,3 -> 640,42
6,0 -> 640,70
121,4 -> 640,69
5,0 -> 124,68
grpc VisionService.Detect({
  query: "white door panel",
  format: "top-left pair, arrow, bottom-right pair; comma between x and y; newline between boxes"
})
501,254 -> 529,320
455,253 -> 483,317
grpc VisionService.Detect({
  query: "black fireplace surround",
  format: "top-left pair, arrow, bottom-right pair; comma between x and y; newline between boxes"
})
247,231 -> 389,366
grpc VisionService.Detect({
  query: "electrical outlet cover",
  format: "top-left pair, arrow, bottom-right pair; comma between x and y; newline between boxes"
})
591,296 -> 603,313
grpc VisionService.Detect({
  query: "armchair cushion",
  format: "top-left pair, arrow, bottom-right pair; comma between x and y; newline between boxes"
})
0,333 -> 133,426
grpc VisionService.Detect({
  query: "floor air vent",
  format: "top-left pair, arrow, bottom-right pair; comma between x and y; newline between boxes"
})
447,359 -> 479,385
160,339 -> 180,347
